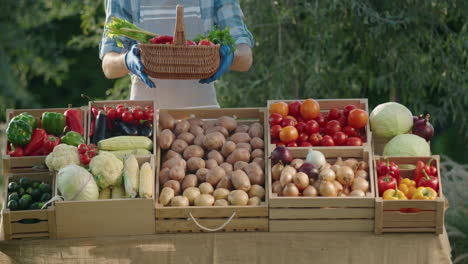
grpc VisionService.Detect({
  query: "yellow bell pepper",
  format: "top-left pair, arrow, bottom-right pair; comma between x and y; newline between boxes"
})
399,178 -> 417,199
383,186 -> 408,200
412,187 -> 437,200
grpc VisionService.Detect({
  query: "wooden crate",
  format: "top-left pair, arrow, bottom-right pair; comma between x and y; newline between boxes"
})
2,107 -> 88,174
269,147 -> 376,232
54,156 -> 156,239
266,99 -> 372,152
155,108 -> 269,233
373,155 -> 446,234
2,172 -> 56,240
87,100 -> 157,155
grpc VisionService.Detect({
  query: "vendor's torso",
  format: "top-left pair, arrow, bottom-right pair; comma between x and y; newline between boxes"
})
131,0 -> 219,109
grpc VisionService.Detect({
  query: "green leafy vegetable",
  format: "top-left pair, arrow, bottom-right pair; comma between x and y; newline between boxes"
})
105,17 -> 158,47
194,26 -> 236,53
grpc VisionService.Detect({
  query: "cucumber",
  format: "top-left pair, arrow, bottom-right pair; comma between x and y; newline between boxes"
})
98,136 -> 153,151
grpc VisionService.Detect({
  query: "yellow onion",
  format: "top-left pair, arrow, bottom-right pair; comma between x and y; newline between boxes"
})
283,183 -> 299,197
293,172 -> 309,191
352,177 -> 369,192
336,166 -> 355,186
319,168 -> 336,182
271,163 -> 284,181
355,170 -> 368,180
319,181 -> 338,197
303,185 -> 318,197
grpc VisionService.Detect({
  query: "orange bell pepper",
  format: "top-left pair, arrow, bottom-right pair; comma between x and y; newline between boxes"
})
399,178 -> 417,199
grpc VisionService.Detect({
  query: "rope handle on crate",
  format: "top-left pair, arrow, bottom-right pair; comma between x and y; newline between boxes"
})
188,212 -> 236,232
41,195 -> 65,209
173,5 -> 186,45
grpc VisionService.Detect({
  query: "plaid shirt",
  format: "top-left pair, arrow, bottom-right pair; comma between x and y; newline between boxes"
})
99,0 -> 254,59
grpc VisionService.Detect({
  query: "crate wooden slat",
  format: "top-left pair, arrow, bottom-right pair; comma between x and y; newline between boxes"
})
269,147 -> 376,232
373,155 -> 446,235
54,156 -> 156,239
2,172 -> 56,240
155,108 -> 269,233
2,107 -> 88,175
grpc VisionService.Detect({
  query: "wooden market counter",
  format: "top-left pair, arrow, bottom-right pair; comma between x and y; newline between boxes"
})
0,231 -> 452,263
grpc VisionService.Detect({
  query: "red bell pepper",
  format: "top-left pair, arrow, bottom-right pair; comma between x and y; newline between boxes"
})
377,159 -> 401,183
64,108 -> 84,136
378,174 -> 397,196
417,170 -> 439,192
8,144 -> 24,157
425,158 -> 437,176
414,160 -> 426,183
44,135 -> 60,154
24,128 -> 48,155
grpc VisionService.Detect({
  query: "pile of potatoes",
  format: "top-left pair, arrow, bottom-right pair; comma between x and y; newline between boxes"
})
158,112 -> 266,207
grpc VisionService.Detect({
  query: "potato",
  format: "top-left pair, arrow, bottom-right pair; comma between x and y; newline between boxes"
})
203,132 -> 225,150
216,175 -> 233,190
159,168 -> 171,185
159,187 -> 174,206
219,162 -> 233,173
190,125 -> 204,136
181,174 -> 198,190
253,157 -> 265,169
249,123 -> 264,139
199,182 -> 214,194
194,194 -> 215,206
213,188 -> 230,200
196,168 -> 209,182
188,117 -> 203,127
228,190 -> 249,206
243,162 -> 264,185
159,129 -> 175,150
187,157 -> 205,172
221,141 -> 236,158
235,124 -> 250,133
248,185 -> 265,199
205,166 -> 226,186
227,148 -> 251,165
272,181 -> 282,195
231,170 -> 251,191
164,150 -> 182,162
206,159 -> 218,169
202,120 -> 216,131
214,199 -> 229,206
234,161 -> 249,171
207,150 -> 224,164
251,149 -> 264,160
183,145 -> 205,160
171,196 -> 189,207
230,132 -> 251,144
169,166 -> 185,181
163,157 -> 186,170
177,132 -> 195,145
216,116 -> 237,132
183,187 -> 201,205
236,143 -> 252,152
174,119 -> 190,136
206,126 -> 229,138
248,197 -> 261,206
159,111 -> 175,130
163,180 -> 181,195
194,134 -> 205,147
250,137 -> 264,150
171,139 -> 188,154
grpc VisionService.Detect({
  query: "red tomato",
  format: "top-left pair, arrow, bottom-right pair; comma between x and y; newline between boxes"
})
309,133 -> 323,146
276,142 -> 286,147
285,115 -> 297,122
295,122 -> 307,134
199,39 -> 214,46
299,142 -> 312,147
305,120 -> 320,135
281,118 -> 297,127
104,106 -> 113,112
144,106 -> 153,111
77,144 -> 88,154
116,104 -> 125,109
332,132 -> 348,145
288,101 -> 302,117
343,105 -> 356,117
132,109 -> 144,121
287,142 -> 298,147
107,108 -> 117,120
296,116 -> 304,123
348,109 -> 368,129
116,107 -> 126,119
144,110 -> 154,121
337,115 -> 347,127
186,40 -> 197,45
343,126 -> 358,137
321,135 -> 335,146
79,154 -> 91,165
122,111 -> 134,123
270,125 -> 282,139
325,120 -> 342,135
279,126 -> 299,143
269,113 -> 283,126
328,108 -> 341,120
346,137 -> 363,146
314,113 -> 327,127
298,132 -> 309,143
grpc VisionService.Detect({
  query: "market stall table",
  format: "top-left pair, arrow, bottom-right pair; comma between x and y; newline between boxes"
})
0,231 -> 451,263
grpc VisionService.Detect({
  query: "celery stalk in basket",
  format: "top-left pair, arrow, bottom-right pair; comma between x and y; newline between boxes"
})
105,17 -> 158,47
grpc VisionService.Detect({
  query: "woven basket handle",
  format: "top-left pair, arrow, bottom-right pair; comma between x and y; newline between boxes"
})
173,5 -> 186,45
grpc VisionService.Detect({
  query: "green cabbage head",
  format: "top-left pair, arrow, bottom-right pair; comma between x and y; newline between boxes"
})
370,102 -> 413,138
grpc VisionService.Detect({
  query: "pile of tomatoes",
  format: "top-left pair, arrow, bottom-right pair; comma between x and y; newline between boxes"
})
269,99 -> 369,147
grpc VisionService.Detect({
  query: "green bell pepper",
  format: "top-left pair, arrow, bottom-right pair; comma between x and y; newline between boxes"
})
12,112 -> 37,130
6,120 -> 32,146
61,131 -> 85,146
42,112 -> 66,136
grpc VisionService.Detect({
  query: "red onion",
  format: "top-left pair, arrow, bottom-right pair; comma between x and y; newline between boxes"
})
412,114 -> 434,141
298,162 -> 319,181
269,146 -> 293,165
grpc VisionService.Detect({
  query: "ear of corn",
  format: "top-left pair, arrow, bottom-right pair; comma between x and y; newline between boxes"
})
112,185 -> 126,199
139,162 -> 154,198
123,155 -> 140,198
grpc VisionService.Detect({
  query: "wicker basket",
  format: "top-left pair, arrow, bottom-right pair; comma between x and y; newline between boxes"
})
140,5 -> 220,80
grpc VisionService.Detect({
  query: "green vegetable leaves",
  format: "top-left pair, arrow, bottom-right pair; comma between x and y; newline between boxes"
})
105,17 -> 157,46
194,26 -> 236,53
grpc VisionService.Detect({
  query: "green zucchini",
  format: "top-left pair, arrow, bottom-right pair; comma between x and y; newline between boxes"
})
98,136 -> 153,151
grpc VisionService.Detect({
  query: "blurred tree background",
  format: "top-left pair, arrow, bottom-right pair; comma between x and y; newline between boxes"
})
0,0 -> 467,260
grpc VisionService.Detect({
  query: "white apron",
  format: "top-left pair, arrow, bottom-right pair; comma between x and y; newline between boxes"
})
131,0 -> 219,109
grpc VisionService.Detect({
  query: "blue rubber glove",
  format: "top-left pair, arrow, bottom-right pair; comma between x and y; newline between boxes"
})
125,44 -> 156,88
200,45 -> 234,84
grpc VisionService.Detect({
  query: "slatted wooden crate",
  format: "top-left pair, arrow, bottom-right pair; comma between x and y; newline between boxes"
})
2,107 -> 88,174
269,147 -> 376,232
155,108 -> 269,233
373,155 -> 446,234
54,156 -> 156,239
2,172 -> 56,240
